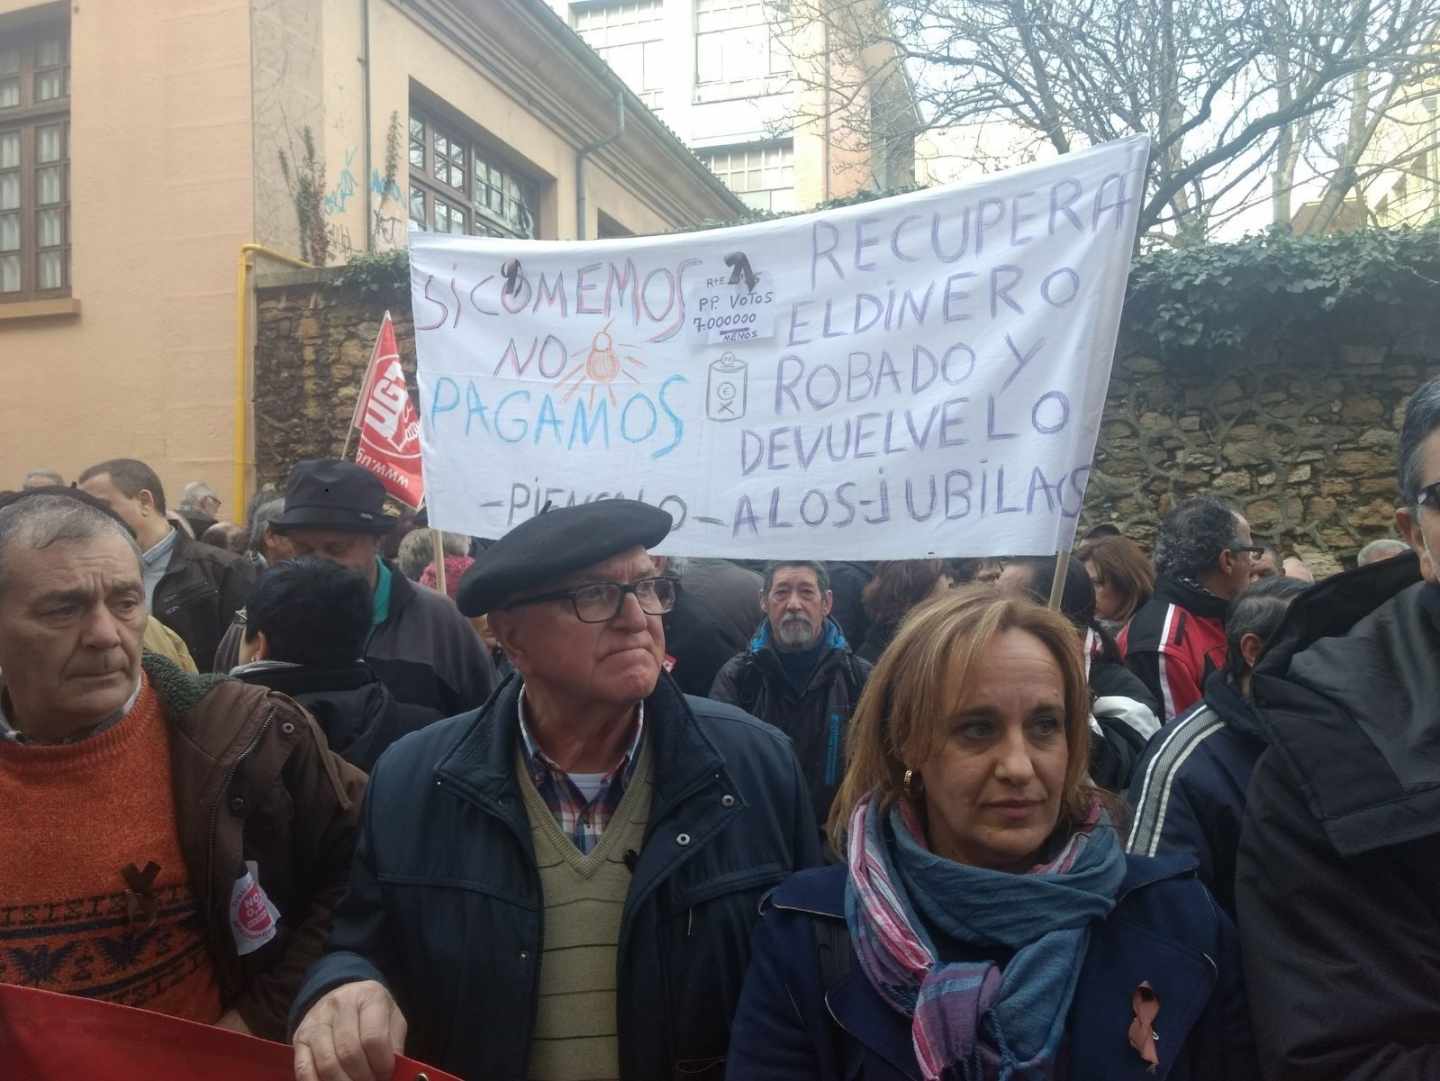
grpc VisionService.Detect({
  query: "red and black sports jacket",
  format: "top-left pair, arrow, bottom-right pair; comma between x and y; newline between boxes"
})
1118,575 -> 1230,721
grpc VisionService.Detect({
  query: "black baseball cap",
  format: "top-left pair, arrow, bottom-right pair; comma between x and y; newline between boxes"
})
271,460 -> 393,535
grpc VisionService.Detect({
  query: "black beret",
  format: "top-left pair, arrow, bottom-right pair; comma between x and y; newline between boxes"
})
457,499 -> 672,616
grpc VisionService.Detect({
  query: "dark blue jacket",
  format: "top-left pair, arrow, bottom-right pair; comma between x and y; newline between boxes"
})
1125,670 -> 1265,918
726,856 -> 1257,1081
291,671 -> 822,1081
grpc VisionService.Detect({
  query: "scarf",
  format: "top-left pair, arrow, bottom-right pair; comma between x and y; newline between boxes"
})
844,794 -> 1126,1081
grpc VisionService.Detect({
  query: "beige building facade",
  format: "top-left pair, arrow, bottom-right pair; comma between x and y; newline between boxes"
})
0,0 -> 742,513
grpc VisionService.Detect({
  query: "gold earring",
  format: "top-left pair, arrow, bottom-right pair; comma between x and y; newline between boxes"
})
903,769 -> 917,798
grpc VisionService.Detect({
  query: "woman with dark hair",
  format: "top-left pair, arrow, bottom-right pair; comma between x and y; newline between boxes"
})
857,559 -> 953,663
726,588 -> 1256,1081
997,556 -> 1160,791
1077,535 -> 1155,632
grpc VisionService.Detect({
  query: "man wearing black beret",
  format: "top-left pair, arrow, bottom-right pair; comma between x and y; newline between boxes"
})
291,499 -> 822,1081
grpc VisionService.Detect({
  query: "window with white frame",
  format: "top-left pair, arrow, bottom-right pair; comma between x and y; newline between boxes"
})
698,140 -> 795,212
572,1 -> 666,110
695,0 -> 790,86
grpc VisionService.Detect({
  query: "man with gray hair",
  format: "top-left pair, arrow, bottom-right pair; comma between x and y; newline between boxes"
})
1357,536 -> 1409,566
1237,375 -> 1439,1080
178,480 -> 223,539
709,560 -> 871,827
0,489 -> 363,1041
1120,495 -> 1260,719
21,468 -> 64,490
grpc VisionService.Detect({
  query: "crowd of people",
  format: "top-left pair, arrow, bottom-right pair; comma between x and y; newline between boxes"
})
2,375 -> 1437,1081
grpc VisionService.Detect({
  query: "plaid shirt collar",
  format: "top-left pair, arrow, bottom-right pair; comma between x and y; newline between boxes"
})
517,687 -> 645,855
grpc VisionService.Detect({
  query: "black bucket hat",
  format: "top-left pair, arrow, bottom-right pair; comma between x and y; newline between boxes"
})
271,460 -> 394,535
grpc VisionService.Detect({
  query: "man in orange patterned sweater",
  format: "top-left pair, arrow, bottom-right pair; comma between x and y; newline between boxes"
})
0,489 -> 365,1040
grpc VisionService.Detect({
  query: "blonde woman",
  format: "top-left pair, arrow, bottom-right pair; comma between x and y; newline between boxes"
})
726,587 -> 1255,1081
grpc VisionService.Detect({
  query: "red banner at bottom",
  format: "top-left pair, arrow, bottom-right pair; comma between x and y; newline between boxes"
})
0,984 -> 458,1081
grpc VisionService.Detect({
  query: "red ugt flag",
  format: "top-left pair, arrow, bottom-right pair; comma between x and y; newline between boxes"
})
353,312 -> 425,508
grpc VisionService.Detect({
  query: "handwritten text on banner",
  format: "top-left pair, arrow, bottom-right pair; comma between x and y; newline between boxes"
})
411,135 -> 1149,558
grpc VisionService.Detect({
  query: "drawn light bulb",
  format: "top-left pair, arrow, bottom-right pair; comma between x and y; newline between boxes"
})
557,322 -> 647,407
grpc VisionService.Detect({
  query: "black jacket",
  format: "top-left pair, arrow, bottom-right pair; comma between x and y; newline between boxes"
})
709,619 -> 872,830
153,531 -> 256,673
232,660 -> 445,773
1238,552 -> 1440,1080
363,568 -> 495,716
826,562 -> 875,647
291,671 -> 822,1081
1088,658 -> 1161,793
215,561 -> 495,716
664,559 -> 763,696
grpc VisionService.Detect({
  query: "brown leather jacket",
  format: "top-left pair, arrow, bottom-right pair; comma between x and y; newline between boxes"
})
144,651 -> 366,1039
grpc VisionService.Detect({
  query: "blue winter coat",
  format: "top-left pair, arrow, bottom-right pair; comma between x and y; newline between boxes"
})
290,671 -> 822,1081
726,856 -> 1257,1081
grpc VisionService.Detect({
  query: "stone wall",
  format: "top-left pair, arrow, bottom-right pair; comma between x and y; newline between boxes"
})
254,270 -> 1440,574
1090,318 -> 1440,576
252,271 -> 418,497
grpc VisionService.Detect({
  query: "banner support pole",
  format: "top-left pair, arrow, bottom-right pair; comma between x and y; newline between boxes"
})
431,529 -> 447,596
1046,549 -> 1070,610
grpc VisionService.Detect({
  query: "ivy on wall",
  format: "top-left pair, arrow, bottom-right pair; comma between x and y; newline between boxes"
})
323,191 -> 1440,355
1124,222 -> 1440,356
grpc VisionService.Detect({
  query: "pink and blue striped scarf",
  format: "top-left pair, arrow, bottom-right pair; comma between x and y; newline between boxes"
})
844,795 -> 1125,1081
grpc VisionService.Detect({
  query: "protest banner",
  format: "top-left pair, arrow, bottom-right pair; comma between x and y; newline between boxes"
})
0,984 -> 458,1081
351,311 -> 426,508
411,136 -> 1148,558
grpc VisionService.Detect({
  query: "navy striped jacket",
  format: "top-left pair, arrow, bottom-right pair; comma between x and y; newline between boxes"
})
1125,670 -> 1266,919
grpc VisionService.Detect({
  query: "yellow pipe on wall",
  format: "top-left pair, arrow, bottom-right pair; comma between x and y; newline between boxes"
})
233,244 -> 315,524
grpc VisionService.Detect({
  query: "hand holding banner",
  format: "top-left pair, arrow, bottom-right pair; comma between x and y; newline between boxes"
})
0,984 -> 458,1080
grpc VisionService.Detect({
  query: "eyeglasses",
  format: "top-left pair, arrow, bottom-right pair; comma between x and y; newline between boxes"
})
1230,546 -> 1265,560
1417,481 -> 1440,509
503,576 -> 680,624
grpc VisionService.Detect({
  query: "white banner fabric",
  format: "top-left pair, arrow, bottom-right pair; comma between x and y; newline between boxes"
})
411,135 -> 1149,557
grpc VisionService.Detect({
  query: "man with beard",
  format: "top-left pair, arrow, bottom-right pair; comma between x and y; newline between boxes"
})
710,560 -> 871,830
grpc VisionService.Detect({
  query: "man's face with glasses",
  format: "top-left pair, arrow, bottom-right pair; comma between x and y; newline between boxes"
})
1396,430 -> 1440,584
488,546 -> 670,708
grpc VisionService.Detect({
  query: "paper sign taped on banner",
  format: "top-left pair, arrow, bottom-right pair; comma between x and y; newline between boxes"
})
411,135 -> 1149,559
690,270 -> 779,345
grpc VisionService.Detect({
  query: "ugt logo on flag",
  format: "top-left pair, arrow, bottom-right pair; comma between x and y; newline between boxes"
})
353,311 -> 425,508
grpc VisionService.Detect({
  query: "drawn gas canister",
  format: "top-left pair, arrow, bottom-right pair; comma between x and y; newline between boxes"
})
707,353 -> 749,422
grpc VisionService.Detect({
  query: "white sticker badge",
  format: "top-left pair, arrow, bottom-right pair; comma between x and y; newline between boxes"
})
229,859 -> 280,956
